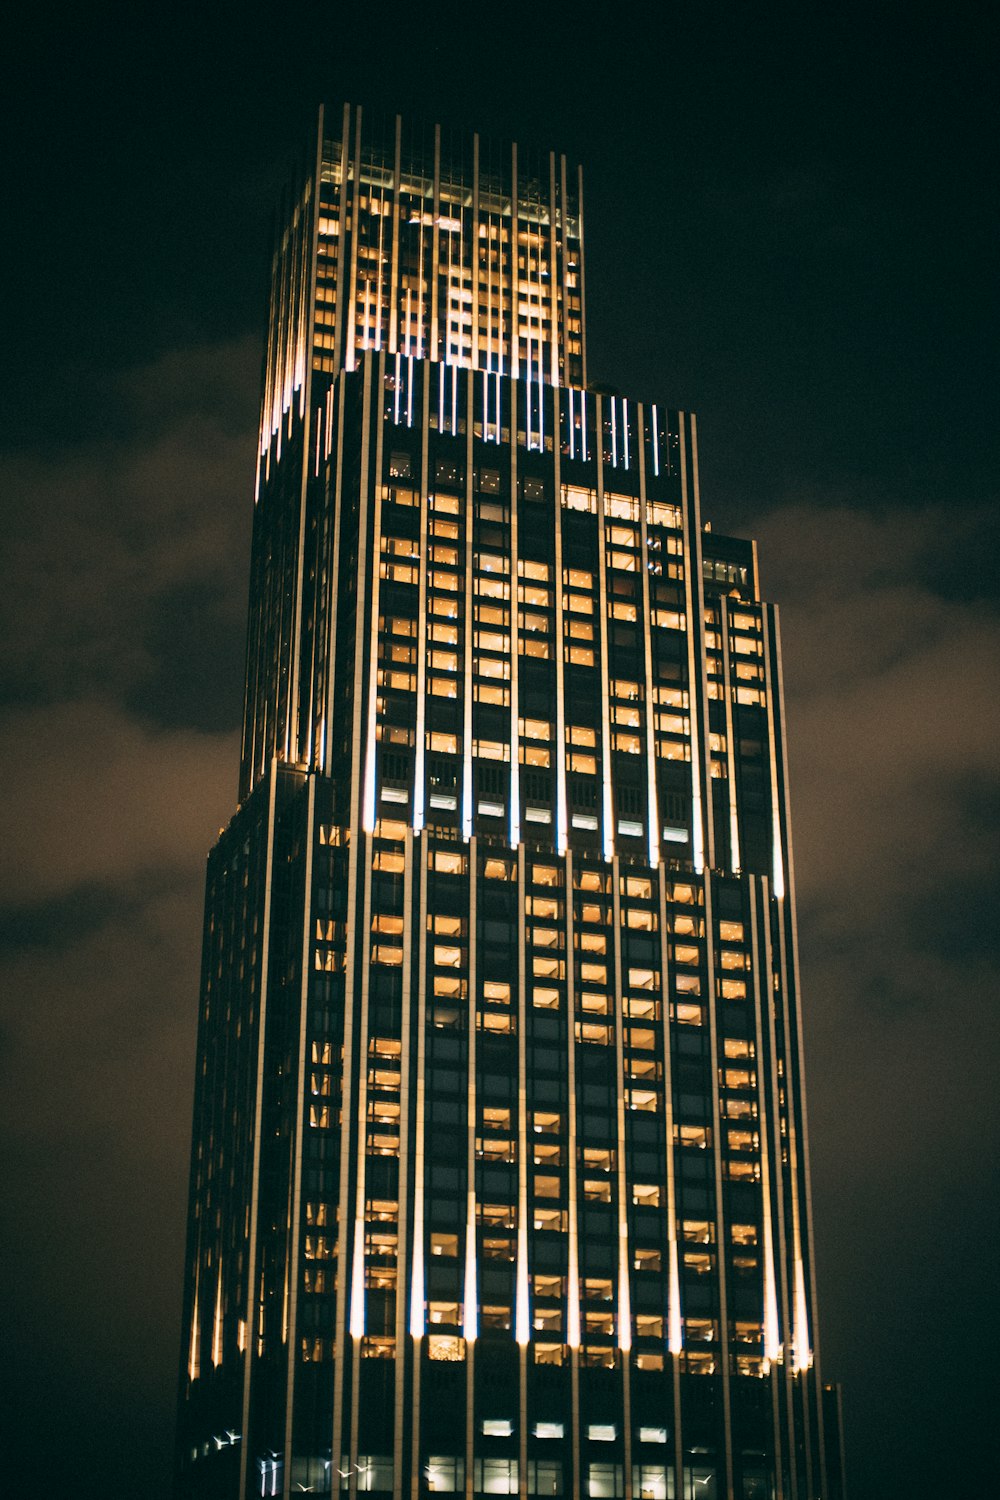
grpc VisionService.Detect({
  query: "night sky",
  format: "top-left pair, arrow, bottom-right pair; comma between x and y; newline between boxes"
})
2,3 -> 997,1496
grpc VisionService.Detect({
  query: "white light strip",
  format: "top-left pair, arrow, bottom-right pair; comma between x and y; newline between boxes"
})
188,1260 -> 201,1380
623,399 -> 630,469
617,1232 -> 632,1351
407,355 -> 414,429
515,1225 -> 530,1346
581,390 -> 588,462
348,1224 -> 365,1340
772,812 -> 785,900
409,1232 -> 425,1338
394,352 -> 401,425
611,398 -> 618,468
763,1222 -> 781,1363
667,1237 -> 683,1354
463,1194 -> 478,1344
792,1256 -> 812,1372
569,387 -> 576,461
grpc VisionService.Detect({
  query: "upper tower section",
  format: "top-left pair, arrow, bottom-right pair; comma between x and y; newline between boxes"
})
257,103 -> 587,486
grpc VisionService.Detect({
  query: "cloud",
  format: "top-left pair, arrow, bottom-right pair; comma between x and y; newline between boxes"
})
754,498 -> 1000,1494
0,339 -> 257,723
0,698 -> 236,905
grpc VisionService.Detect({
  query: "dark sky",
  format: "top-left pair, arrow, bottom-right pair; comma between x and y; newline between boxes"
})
1,3 -> 997,1496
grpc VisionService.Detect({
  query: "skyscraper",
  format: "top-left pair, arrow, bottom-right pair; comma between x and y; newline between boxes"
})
176,103 -> 846,1500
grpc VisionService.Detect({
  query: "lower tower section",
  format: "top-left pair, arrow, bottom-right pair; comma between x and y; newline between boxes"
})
177,779 -> 844,1498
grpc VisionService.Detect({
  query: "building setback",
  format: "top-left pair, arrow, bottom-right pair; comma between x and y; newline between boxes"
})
176,104 -> 847,1500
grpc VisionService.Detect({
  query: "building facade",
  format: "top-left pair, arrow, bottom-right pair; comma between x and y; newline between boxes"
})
176,104 -> 846,1500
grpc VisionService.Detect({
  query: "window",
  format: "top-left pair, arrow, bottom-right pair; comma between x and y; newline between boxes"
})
588,1424 -> 617,1442
482,1419 -> 514,1437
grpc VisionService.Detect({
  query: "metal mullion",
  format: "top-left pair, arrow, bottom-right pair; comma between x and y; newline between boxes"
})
553,391 -> 568,855
702,876 -> 734,1493
465,837 -> 478,1499
281,777 -> 317,1499
655,863 -> 685,1499
756,867 -> 798,1500
510,143 -> 520,381
471,134 -> 480,372
509,388 -> 521,846
430,125 -> 441,362
238,762 -> 279,1498
719,597 -> 741,873
771,604 -> 828,1495
516,844 -> 529,1498
345,105 -> 363,372
748,876 -> 787,1500
678,415 -> 709,875
463,377 -> 475,837
548,151 -> 559,386
413,373 -> 431,830
330,356 -> 374,1487
387,114 -> 403,355
409,837 -> 429,1497
595,399 -> 615,861
564,849 -> 582,1499
637,404 -> 660,868
610,856 -> 633,1500
322,380 -> 346,778
576,164 -> 587,387
392,829 -> 416,1500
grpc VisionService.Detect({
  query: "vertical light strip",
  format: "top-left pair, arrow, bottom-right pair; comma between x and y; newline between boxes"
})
509,394 -> 521,848
568,386 -> 576,461
678,417 -> 705,873
748,881 -> 782,1366
345,105 -> 363,372
687,414 -> 716,872
349,813 -> 377,1342
610,856 -> 634,1500
413,373 -> 431,831
330,361 -> 375,1481
464,839 -> 479,1500
211,1261 -> 224,1368
471,133 -> 481,373
719,598 -> 742,873
595,397 -> 615,862
362,356 -> 386,832
548,151 -> 560,386
553,393 -> 569,855
565,849 -> 581,1351
651,404 -> 660,477
656,866 -> 683,1358
611,855 -> 631,1353
387,115 -> 402,355
429,124 -> 441,362
322,383 -> 346,778
610,397 -> 618,468
463,378 -> 475,839
187,1257 -> 201,1382
392,829 -> 415,1500
515,844 -> 530,1345
755,865 -> 797,1491
701,876 -> 735,1496
410,838 -> 429,1339
287,143 -> 323,772
576,163 -> 587,388
772,606 -> 823,1407
636,404 -> 660,867
282,778 -> 317,1493
464,835 -> 479,1344
510,143 -> 519,382
408,835 -> 429,1495
764,607 -> 810,1373
238,762 -> 279,1499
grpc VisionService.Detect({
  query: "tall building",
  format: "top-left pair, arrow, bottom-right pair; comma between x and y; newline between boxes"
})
176,104 -> 846,1500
